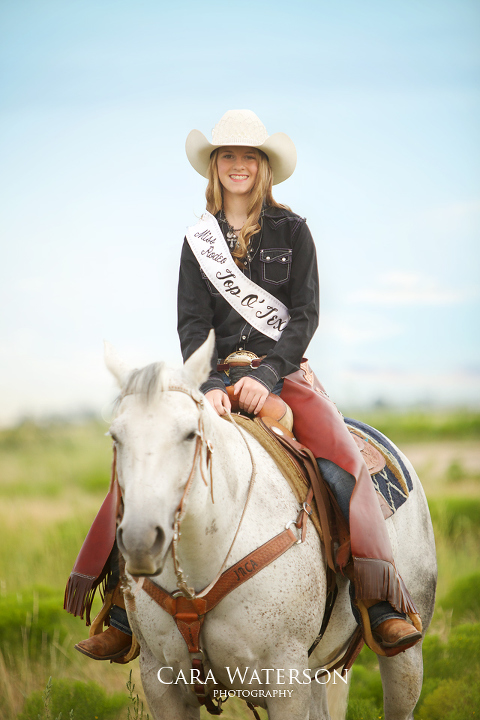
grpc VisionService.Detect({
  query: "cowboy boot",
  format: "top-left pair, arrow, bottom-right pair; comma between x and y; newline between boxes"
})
359,597 -> 422,655
371,615 -> 422,651
74,581 -> 132,661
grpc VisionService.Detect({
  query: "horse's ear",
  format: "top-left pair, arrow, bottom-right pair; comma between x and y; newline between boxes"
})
104,341 -> 132,388
183,330 -> 215,388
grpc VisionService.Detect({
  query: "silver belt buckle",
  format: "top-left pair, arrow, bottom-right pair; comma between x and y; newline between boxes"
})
223,350 -> 259,376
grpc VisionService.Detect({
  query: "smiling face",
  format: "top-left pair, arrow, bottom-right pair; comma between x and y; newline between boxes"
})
216,146 -> 259,199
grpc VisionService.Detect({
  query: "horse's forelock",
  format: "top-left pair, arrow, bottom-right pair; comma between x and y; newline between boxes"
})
112,362 -> 171,413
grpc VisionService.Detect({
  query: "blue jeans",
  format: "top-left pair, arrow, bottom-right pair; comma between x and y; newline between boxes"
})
316,458 -> 355,523
110,605 -> 132,636
106,545 -> 132,636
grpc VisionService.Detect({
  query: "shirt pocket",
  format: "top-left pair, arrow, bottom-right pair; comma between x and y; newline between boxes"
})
260,248 -> 292,285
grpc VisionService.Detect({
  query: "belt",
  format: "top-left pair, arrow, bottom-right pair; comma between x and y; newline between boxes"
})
217,351 -> 266,374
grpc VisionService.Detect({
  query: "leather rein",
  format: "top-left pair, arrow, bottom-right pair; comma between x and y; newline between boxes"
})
129,383 -> 312,716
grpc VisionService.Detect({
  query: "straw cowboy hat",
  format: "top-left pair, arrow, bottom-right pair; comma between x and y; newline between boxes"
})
185,109 -> 297,185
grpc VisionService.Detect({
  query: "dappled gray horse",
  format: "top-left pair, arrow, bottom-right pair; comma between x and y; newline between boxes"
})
106,334 -> 437,720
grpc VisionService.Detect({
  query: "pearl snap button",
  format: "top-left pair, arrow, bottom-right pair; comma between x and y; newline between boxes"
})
266,256 -> 270,260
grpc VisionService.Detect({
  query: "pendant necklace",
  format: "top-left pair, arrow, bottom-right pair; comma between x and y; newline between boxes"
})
221,210 -> 252,263
221,211 -> 242,248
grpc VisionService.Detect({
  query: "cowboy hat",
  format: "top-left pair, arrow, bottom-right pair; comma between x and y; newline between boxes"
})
185,109 -> 297,185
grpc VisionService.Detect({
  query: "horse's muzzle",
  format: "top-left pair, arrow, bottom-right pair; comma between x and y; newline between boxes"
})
116,523 -> 166,576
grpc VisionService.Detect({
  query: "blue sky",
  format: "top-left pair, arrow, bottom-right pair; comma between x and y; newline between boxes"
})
1,0 -> 479,424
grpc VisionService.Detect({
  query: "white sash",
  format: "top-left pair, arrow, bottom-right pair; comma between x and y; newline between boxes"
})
186,211 -> 290,341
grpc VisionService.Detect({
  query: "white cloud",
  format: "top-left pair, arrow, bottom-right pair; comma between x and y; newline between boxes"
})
330,364 -> 480,407
320,311 -> 403,345
419,199 -> 480,236
348,272 -> 473,306
343,365 -> 480,386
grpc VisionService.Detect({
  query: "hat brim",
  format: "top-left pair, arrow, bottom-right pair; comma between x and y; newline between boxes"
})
185,129 -> 297,185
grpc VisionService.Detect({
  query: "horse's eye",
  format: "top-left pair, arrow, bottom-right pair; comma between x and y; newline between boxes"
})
185,431 -> 198,442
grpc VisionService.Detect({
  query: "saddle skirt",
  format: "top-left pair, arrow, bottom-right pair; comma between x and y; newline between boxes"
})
345,418 -> 413,518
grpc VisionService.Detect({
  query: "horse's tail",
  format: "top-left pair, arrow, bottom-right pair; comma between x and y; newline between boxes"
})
326,674 -> 350,720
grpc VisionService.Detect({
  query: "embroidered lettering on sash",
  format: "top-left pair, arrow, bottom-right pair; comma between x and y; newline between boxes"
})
186,212 -> 291,341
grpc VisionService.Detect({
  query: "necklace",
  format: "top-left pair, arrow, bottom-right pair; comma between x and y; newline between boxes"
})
221,211 -> 242,247
220,210 -> 253,264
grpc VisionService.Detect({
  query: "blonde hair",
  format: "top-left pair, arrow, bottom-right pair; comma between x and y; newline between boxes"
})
205,148 -> 287,266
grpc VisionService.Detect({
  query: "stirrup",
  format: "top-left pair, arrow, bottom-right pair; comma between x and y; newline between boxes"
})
83,582 -> 140,664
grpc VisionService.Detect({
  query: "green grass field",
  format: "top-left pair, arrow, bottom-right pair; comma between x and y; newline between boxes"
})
1,411 -> 479,719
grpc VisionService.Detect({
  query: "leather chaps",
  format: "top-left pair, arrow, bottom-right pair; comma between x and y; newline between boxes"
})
280,364 -> 418,617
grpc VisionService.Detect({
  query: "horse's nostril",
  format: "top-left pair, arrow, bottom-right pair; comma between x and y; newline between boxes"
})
151,526 -> 165,556
116,526 -> 125,555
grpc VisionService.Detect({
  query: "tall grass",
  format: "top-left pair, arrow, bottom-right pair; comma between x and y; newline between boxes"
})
350,408 -> 480,443
0,419 -> 111,499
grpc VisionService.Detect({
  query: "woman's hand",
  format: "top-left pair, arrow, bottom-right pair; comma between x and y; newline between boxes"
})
205,389 -> 231,416
233,376 -> 269,415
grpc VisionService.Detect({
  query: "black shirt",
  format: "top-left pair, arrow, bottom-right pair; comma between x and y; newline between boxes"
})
177,206 -> 319,394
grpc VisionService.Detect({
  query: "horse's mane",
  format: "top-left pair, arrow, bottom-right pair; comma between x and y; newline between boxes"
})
112,362 -> 171,414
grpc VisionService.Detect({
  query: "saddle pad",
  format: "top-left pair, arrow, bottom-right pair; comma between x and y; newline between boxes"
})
345,418 -> 413,516
224,414 -> 323,541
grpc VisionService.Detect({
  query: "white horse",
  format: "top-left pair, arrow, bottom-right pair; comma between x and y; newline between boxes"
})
105,333 -> 437,720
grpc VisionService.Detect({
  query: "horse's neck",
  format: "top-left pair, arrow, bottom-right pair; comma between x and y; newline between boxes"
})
172,416 -> 251,588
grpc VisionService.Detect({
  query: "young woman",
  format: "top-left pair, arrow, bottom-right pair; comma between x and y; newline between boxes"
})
73,109 -> 421,662
178,110 -> 318,417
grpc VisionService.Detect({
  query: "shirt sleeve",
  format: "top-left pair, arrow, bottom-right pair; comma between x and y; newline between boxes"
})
248,220 -> 320,391
177,238 -> 227,395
